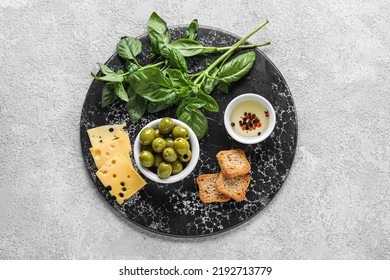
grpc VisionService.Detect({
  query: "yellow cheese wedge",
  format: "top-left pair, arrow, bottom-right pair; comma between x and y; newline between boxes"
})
96,153 -> 147,205
87,123 -> 129,149
89,136 -> 132,169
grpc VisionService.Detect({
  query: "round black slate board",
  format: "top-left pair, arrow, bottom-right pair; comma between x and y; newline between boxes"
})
80,26 -> 298,237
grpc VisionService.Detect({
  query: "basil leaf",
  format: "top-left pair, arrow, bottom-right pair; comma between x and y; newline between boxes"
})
176,97 -> 206,117
202,69 -> 219,94
218,81 -> 229,94
178,108 -> 208,140
98,63 -> 115,75
116,37 -> 142,61
131,83 -> 175,103
166,69 -> 191,88
101,82 -> 116,108
217,51 -> 256,83
147,90 -> 178,113
176,102 -> 186,119
91,72 -> 124,82
168,47 -> 188,71
169,39 -> 204,57
114,82 -> 129,102
147,102 -> 171,113
185,19 -> 198,40
188,97 -> 206,107
127,87 -> 146,123
197,90 -> 219,112
127,68 -> 175,102
148,12 -> 171,55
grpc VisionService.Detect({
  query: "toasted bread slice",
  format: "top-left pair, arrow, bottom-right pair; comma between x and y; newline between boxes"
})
196,173 -> 230,203
216,149 -> 251,178
215,173 -> 251,202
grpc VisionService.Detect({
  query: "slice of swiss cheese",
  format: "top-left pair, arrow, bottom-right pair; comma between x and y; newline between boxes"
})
87,123 -> 129,151
96,153 -> 146,205
89,136 -> 132,169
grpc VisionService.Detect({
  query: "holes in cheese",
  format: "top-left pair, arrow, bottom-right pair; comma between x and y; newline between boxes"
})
94,149 -> 101,159
87,123 -> 130,152
89,136 -> 132,169
96,153 -> 146,205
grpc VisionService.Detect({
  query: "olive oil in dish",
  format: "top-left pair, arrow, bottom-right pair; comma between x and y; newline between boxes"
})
230,100 -> 270,137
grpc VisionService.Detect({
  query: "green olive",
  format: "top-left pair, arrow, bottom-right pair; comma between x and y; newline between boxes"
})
162,147 -> 178,163
139,127 -> 156,145
151,137 -> 167,153
165,137 -> 174,148
154,128 -> 165,139
139,151 -> 155,168
157,162 -> 172,179
153,153 -> 163,168
172,126 -> 190,140
173,137 -> 190,155
158,117 -> 175,134
141,144 -> 154,153
178,150 -> 192,163
171,160 -> 183,175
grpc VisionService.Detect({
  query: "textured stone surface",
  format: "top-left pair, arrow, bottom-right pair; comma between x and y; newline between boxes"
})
1,0 -> 389,259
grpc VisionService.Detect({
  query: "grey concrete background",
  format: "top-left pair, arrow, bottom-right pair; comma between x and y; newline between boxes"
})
0,0 -> 389,259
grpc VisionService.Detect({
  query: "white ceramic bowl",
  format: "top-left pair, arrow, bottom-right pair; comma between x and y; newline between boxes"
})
224,93 -> 276,144
134,118 -> 200,184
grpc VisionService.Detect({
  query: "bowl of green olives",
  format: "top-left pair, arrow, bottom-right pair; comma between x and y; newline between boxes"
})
133,117 -> 200,184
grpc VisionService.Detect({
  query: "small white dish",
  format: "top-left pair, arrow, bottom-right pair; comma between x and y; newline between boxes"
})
224,93 -> 276,144
134,118 -> 200,184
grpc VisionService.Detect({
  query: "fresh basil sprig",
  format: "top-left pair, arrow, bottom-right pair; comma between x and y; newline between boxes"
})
91,12 -> 270,139
185,19 -> 198,40
116,37 -> 142,62
148,12 -> 171,55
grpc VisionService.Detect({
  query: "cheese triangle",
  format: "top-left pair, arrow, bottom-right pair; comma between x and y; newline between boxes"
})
96,153 -> 146,205
89,136 -> 132,169
87,123 -> 129,150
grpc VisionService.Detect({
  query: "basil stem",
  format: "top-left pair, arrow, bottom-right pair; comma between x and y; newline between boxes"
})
202,41 -> 271,54
193,20 -> 269,85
